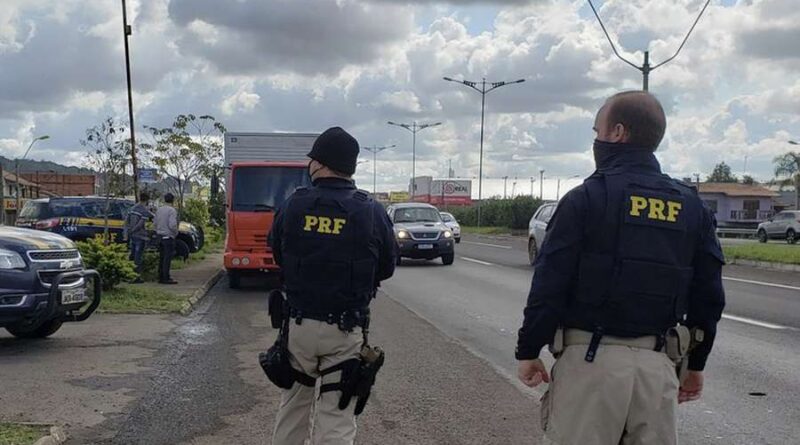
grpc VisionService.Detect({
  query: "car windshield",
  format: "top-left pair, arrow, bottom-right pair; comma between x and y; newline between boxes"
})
394,207 -> 441,223
232,166 -> 311,212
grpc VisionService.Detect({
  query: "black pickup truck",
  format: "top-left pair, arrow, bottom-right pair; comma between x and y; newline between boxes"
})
0,226 -> 101,338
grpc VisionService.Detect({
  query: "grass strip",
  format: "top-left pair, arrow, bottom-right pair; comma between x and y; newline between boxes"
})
461,226 -> 512,235
0,423 -> 48,445
723,243 -> 800,265
99,285 -> 186,314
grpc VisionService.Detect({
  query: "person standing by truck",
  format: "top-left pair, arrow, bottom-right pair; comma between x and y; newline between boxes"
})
125,191 -> 153,283
267,127 -> 397,444
155,193 -> 179,285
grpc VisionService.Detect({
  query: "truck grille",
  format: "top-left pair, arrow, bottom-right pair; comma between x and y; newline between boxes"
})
411,232 -> 440,240
38,269 -> 83,287
28,249 -> 80,261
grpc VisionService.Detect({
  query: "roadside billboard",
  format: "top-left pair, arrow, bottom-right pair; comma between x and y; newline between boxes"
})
389,191 -> 409,203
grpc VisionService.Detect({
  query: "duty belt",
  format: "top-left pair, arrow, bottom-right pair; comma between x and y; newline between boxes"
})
562,329 -> 665,361
288,307 -> 370,332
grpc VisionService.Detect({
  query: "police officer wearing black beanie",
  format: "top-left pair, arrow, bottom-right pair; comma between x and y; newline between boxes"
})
268,127 -> 397,444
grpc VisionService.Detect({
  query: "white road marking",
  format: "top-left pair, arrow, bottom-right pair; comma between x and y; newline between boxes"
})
461,257 -> 494,266
723,276 -> 800,292
721,314 -> 797,331
463,241 -> 513,249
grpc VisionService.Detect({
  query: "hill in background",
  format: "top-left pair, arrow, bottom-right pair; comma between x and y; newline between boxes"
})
0,155 -> 94,175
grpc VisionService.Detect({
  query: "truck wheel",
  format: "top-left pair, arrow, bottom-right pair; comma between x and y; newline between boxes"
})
441,253 -> 455,265
6,319 -> 64,339
228,270 -> 241,289
757,229 -> 768,243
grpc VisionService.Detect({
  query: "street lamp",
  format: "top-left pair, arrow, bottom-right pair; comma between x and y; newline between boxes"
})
587,0 -> 711,91
362,144 -> 396,194
556,175 -> 581,200
121,0 -> 140,202
539,168 -> 545,200
387,121 -> 441,198
16,135 -> 50,214
443,76 -> 525,225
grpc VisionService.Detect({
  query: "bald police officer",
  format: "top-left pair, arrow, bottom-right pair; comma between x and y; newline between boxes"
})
269,127 -> 396,445
516,91 -> 726,445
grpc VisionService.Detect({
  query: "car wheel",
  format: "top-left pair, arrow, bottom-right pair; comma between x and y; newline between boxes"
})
528,238 -> 538,266
441,253 -> 455,265
396,256 -> 403,266
455,237 -> 461,244
787,229 -> 797,245
757,229 -> 768,243
228,269 -> 241,289
6,319 -> 63,339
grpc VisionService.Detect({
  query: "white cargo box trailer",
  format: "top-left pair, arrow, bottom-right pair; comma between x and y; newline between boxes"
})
224,132 -> 319,165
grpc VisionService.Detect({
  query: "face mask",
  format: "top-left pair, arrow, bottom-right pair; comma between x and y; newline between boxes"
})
308,162 -> 323,182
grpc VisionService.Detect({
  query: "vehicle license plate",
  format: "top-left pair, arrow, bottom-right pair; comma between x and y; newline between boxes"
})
417,244 -> 434,250
61,288 -> 88,305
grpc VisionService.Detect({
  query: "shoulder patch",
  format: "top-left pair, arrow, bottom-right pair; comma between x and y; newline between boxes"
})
353,190 -> 371,201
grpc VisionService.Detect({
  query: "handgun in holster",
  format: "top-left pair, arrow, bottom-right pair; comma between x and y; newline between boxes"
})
665,326 -> 704,383
336,345 -> 385,416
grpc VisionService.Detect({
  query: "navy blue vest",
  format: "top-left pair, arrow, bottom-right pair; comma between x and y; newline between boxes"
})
564,146 -> 705,336
280,182 -> 378,314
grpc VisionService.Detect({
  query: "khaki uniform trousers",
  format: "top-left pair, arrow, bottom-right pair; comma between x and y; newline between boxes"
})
272,320 -> 364,445
540,335 -> 679,445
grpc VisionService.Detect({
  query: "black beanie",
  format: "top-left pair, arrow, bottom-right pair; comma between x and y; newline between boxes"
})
307,127 -> 360,175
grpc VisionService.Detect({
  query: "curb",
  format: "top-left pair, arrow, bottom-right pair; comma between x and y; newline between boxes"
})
180,268 -> 225,316
729,258 -> 800,272
33,426 -> 67,445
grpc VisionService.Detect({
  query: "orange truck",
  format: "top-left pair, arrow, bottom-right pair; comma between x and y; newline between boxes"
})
223,132 -> 318,288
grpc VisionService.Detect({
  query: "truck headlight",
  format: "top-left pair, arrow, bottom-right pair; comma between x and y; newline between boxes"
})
0,249 -> 26,269
443,230 -> 452,238
396,230 -> 409,239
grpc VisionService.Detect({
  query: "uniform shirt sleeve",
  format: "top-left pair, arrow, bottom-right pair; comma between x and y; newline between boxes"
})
516,188 -> 587,360
373,203 -> 397,284
269,205 -> 285,267
685,207 -> 726,371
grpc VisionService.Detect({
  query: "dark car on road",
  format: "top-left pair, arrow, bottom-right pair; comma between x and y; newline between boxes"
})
0,226 -> 100,338
388,203 -> 455,265
17,197 -> 204,259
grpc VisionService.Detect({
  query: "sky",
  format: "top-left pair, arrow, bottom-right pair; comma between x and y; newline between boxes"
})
0,0 -> 798,200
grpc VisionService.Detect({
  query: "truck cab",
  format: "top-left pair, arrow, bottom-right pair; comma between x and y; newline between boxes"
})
224,133 -> 318,288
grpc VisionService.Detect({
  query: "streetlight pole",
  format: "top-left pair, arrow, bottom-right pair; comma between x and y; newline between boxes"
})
16,135 -> 49,216
387,121 -> 441,199
362,144 -> 395,194
587,0 -> 710,91
443,76 -> 525,225
539,169 -> 545,200
121,0 -> 140,202
556,175 -> 581,200
530,177 -> 536,197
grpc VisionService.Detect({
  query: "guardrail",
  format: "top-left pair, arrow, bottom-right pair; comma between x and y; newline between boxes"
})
716,228 -> 756,238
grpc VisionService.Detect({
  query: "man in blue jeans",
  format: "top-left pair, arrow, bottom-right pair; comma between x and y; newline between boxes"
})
155,193 -> 179,285
125,191 -> 154,284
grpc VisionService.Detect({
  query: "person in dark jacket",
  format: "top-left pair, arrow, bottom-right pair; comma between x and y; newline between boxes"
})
516,91 -> 725,445
125,191 -> 153,283
268,127 -> 397,444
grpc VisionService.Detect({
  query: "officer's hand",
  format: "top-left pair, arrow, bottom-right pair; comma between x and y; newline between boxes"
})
517,359 -> 550,388
678,371 -> 704,403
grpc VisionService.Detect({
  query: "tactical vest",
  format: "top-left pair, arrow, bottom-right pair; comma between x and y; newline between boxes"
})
564,169 -> 705,336
280,186 -> 378,315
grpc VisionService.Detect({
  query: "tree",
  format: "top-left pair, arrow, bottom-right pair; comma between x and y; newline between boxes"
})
82,117 -> 132,242
774,151 -> 800,209
706,161 -> 738,183
741,175 -> 755,185
142,114 -> 226,213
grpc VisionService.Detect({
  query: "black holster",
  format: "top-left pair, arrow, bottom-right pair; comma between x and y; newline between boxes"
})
321,344 -> 385,416
259,304 -> 316,390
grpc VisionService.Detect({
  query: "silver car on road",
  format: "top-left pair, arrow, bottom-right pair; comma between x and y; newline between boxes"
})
757,210 -> 800,244
439,212 -> 461,243
527,202 -> 557,265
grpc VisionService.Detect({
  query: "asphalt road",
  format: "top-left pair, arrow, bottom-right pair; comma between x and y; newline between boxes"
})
382,233 -> 800,445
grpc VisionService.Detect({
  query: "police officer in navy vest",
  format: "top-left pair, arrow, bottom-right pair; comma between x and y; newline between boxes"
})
269,127 -> 397,445
516,91 -> 725,445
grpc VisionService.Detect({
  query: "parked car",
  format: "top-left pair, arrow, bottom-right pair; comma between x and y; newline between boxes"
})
757,210 -> 800,244
439,212 -> 461,243
387,203 -> 455,265
0,226 -> 101,338
17,197 -> 204,259
527,202 -> 558,265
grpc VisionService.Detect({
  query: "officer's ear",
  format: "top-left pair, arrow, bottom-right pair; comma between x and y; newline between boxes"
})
610,122 -> 628,143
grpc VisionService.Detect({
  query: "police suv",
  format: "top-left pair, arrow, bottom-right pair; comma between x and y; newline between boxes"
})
0,226 -> 100,338
387,203 -> 455,265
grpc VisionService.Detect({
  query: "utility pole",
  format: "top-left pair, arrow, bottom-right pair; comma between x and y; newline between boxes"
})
122,0 -> 140,202
362,145 -> 395,195
503,176 -> 509,199
530,177 -> 535,197
443,76 -> 525,226
16,135 -> 49,218
539,169 -> 545,200
387,121 -> 441,198
587,0 -> 710,91
0,163 -> 5,225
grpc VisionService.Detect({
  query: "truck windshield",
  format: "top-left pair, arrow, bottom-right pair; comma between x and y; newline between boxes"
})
232,166 -> 311,212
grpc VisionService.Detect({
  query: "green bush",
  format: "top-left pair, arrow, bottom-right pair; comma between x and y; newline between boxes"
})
182,197 -> 210,228
449,196 -> 543,229
76,236 -> 137,290
209,192 -> 226,227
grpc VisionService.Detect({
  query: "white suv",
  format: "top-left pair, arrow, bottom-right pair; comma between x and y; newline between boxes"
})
527,203 -> 558,265
757,211 -> 800,244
